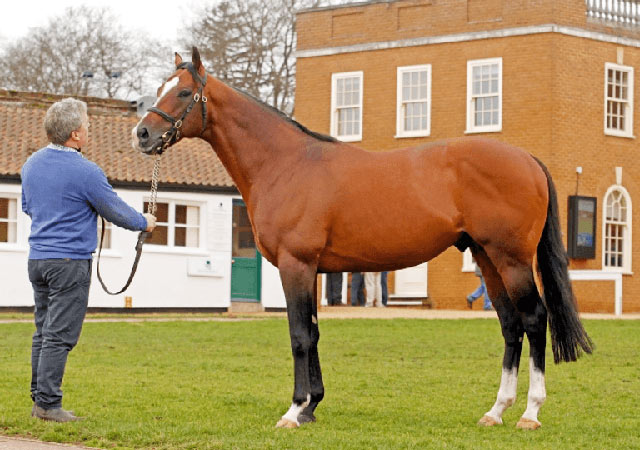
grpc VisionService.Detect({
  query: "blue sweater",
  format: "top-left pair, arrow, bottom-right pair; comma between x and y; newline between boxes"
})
21,146 -> 148,259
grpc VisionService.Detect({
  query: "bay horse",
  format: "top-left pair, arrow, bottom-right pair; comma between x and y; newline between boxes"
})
132,47 -> 593,430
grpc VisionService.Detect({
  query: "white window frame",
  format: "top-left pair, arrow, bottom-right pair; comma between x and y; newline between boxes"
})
461,248 -> 476,272
143,198 -> 206,253
396,64 -> 431,138
330,71 -> 363,142
0,194 -> 19,247
466,57 -> 502,134
604,63 -> 634,138
602,185 -> 632,274
97,219 -> 113,250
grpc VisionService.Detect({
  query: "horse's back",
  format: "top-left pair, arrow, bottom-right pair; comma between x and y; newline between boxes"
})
315,138 -> 547,271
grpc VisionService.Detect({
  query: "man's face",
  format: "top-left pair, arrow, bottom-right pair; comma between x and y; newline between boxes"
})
73,116 -> 90,149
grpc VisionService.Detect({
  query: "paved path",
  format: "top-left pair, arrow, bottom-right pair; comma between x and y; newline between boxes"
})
1,307 -> 637,449
2,307 -> 638,325
0,436 -> 100,450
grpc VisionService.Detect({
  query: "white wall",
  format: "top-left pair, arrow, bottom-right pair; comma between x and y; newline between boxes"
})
261,259 -> 286,309
0,183 -> 287,309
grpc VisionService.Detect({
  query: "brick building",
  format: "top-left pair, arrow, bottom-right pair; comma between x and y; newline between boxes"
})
294,0 -> 639,313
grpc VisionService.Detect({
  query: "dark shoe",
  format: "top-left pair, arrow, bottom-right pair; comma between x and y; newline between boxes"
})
466,296 -> 474,309
33,405 -> 83,422
31,403 -> 74,417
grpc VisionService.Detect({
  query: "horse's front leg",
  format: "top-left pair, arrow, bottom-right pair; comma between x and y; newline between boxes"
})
276,255 -> 319,428
298,273 -> 324,424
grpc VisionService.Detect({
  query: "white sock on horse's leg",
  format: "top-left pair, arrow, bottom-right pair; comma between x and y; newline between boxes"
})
520,358 -> 546,425
483,366 -> 518,424
281,394 -> 311,426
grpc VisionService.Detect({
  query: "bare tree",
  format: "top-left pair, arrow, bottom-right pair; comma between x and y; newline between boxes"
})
0,7 -> 171,99
181,0 -> 332,115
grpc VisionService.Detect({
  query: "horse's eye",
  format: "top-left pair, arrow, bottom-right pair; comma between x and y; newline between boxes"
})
178,90 -> 192,98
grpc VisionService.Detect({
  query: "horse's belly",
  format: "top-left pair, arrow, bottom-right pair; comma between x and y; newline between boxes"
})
318,228 -> 458,273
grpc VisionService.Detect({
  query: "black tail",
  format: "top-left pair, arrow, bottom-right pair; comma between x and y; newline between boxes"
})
534,158 -> 594,364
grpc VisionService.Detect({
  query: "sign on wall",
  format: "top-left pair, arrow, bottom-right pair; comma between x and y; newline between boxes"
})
567,195 -> 597,259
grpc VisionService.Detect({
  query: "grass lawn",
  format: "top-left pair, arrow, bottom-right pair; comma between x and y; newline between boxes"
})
0,318 -> 638,449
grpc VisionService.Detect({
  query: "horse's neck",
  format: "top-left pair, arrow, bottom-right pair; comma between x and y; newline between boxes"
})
203,79 -> 303,200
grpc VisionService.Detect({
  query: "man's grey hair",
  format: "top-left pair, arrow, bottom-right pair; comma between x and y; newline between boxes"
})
43,98 -> 88,145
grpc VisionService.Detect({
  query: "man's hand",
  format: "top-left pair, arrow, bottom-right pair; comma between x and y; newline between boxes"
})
143,213 -> 157,232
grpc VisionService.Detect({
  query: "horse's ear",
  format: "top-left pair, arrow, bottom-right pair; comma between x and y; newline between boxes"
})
192,46 -> 205,78
174,52 -> 183,68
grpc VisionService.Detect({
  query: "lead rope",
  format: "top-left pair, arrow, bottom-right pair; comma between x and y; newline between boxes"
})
97,155 -> 161,295
148,155 -> 161,216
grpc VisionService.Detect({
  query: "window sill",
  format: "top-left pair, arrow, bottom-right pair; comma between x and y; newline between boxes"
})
0,244 -> 28,253
602,268 -> 633,276
395,132 -> 430,139
464,127 -> 502,134
94,250 -> 122,258
142,245 -> 210,257
334,135 -> 362,143
604,130 -> 635,139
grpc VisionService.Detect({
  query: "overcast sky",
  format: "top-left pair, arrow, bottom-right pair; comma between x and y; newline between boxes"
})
0,0 -> 196,46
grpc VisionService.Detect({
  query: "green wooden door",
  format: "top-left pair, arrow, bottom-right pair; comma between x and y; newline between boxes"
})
230,200 -> 261,302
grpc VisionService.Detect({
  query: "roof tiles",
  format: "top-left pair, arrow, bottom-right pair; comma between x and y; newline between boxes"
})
0,91 -> 235,191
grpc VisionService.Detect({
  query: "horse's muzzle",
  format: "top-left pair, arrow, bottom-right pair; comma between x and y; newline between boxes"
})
132,126 -> 164,155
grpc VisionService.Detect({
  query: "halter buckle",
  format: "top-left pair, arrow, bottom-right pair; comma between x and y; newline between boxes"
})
161,130 -> 172,142
175,120 -> 183,129
193,93 -> 200,102
202,95 -> 208,103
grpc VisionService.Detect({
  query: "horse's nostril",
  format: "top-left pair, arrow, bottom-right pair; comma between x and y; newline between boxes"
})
137,127 -> 149,140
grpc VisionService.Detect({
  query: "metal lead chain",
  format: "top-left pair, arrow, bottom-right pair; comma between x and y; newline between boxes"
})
148,155 -> 161,216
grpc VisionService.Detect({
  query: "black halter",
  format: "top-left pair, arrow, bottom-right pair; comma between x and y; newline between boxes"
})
147,62 -> 208,153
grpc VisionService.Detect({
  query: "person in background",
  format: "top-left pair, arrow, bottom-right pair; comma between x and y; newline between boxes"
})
350,272 -> 366,306
381,271 -> 389,306
365,272 -> 385,308
21,98 -> 156,423
325,272 -> 343,305
467,262 -> 493,311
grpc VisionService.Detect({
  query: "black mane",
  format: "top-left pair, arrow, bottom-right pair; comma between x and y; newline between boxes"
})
233,87 -> 338,143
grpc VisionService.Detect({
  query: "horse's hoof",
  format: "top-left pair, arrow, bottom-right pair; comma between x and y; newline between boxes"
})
516,418 -> 541,430
276,418 -> 298,429
478,415 -> 502,427
298,413 -> 316,424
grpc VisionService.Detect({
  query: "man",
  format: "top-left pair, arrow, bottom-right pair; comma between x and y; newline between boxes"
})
21,98 -> 156,422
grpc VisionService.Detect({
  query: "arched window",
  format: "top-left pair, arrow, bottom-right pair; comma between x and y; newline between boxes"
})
603,186 -> 632,273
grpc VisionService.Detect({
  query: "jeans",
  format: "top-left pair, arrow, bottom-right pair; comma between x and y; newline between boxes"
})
350,272 -> 365,306
28,259 -> 92,409
381,271 -> 388,306
468,276 -> 492,310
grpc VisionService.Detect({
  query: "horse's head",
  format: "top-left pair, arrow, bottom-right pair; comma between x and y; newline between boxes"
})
132,47 -> 208,155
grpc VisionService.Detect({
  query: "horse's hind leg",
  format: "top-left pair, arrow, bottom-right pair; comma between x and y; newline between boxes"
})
298,273 -> 324,424
275,253 -> 321,428
473,248 -> 525,427
501,265 -> 547,430
485,249 -> 547,429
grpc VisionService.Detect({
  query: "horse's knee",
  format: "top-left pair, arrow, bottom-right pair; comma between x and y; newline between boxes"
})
521,299 -> 547,328
290,331 -> 312,357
